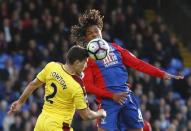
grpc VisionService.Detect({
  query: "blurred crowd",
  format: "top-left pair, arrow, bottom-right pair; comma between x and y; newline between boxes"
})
0,0 -> 191,131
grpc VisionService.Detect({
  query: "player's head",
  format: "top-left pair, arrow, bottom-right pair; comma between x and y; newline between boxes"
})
66,46 -> 89,74
71,9 -> 104,47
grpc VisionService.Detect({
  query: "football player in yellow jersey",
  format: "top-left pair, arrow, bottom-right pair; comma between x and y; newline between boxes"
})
8,46 -> 106,131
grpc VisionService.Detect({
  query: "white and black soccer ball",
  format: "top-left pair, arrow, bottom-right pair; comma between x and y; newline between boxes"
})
87,38 -> 110,60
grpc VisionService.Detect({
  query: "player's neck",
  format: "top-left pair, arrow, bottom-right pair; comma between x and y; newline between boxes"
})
63,64 -> 76,75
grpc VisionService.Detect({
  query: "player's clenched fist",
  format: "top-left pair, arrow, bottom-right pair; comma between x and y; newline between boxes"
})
8,100 -> 22,115
98,109 -> 107,118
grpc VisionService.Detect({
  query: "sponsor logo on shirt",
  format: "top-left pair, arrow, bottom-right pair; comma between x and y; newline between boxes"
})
102,52 -> 118,67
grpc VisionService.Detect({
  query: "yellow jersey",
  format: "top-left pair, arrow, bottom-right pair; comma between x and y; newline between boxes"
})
36,62 -> 88,125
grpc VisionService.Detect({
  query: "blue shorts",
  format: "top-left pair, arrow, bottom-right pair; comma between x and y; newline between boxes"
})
99,92 -> 144,131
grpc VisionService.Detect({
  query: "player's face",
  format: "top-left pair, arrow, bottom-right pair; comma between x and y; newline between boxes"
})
84,25 -> 102,43
73,59 -> 87,75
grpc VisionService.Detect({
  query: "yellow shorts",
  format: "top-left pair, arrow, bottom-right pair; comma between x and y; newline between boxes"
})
34,112 -> 73,131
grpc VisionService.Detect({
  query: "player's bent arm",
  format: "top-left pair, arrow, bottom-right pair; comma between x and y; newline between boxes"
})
74,86 -> 106,120
83,62 -> 113,98
18,78 -> 44,104
78,108 -> 106,120
83,63 -> 128,104
8,78 -> 44,115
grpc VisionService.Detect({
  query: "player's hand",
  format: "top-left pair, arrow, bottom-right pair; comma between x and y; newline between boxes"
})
163,73 -> 184,80
7,100 -> 22,115
112,92 -> 128,105
98,109 -> 107,118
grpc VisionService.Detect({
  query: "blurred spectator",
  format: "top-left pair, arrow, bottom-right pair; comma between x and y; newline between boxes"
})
0,0 -> 190,130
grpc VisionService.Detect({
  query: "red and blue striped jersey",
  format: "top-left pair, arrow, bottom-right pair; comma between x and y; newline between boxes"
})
83,43 -> 165,104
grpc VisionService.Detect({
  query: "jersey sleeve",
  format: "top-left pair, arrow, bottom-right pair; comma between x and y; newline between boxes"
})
112,43 -> 165,78
36,62 -> 53,83
83,59 -> 113,99
74,87 -> 88,109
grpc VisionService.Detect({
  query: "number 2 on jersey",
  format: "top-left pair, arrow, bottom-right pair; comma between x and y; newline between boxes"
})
46,83 -> 57,104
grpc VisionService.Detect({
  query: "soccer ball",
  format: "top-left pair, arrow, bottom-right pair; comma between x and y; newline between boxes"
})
87,38 -> 110,60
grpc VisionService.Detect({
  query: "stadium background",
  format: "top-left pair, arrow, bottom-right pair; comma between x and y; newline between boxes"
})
0,0 -> 191,130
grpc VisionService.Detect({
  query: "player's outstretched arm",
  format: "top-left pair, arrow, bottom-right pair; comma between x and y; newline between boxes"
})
114,43 -> 185,80
8,78 -> 43,115
78,108 -> 106,120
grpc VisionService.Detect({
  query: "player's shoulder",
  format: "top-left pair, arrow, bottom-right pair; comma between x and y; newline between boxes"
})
111,42 -> 131,53
70,75 -> 86,95
87,58 -> 96,65
45,61 -> 60,68
110,42 -> 119,48
71,75 -> 84,88
42,62 -> 61,72
111,42 -> 123,50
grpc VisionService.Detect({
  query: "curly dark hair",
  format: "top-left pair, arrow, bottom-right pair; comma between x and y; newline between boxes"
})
71,9 -> 104,46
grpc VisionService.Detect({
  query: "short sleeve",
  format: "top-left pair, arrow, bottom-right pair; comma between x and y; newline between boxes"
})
36,62 -> 53,83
